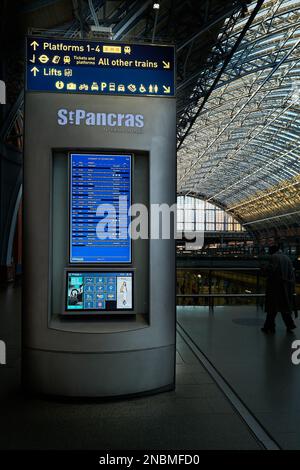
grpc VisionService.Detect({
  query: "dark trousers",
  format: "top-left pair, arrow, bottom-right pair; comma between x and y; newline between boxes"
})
264,310 -> 296,330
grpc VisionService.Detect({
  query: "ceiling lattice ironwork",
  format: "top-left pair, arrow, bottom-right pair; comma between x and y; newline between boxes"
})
178,0 -> 300,234
1,0 -> 300,235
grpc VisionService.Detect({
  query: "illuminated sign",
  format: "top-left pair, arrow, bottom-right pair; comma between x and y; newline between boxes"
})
26,37 -> 175,97
69,153 -> 132,264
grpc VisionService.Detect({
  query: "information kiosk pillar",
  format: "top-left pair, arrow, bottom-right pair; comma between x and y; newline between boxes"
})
23,37 -> 176,397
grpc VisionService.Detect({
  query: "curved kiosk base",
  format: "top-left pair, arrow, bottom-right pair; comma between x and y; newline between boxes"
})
23,346 -> 175,397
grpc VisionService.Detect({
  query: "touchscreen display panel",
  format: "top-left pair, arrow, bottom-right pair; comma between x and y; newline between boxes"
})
65,271 -> 133,313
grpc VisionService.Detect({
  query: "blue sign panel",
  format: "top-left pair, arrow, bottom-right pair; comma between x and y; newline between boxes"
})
70,153 -> 132,264
26,37 -> 175,97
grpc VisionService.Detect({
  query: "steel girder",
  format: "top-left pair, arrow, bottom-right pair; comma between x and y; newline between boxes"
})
200,1 -> 300,90
178,0 -> 300,234
176,0 -> 263,148
2,0 -> 300,238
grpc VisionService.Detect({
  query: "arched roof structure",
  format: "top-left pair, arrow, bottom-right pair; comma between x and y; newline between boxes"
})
1,0 -> 300,248
177,0 -> 300,234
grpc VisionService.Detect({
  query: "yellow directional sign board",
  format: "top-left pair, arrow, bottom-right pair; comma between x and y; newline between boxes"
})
26,37 -> 175,97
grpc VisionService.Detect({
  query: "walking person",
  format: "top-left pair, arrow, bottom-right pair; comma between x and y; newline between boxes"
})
262,245 -> 297,333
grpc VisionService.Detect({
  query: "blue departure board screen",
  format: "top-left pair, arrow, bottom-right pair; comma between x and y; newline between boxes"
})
69,153 -> 132,264
65,271 -> 133,313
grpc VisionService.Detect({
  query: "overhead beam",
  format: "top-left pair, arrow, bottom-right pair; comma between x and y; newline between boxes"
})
177,0 -> 265,151
177,4 -> 242,53
113,0 -> 152,40
243,211 -> 300,225
20,0 -> 62,14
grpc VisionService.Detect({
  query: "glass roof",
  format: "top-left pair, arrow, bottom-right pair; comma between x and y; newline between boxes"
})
177,0 -> 300,232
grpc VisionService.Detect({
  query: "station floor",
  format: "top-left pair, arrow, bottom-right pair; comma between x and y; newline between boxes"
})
0,282 -> 288,450
177,305 -> 300,450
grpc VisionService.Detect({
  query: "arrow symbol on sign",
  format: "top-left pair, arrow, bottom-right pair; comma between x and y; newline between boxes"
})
163,61 -> 170,69
30,55 -> 36,63
30,40 -> 39,50
163,85 -> 170,93
31,67 -> 39,76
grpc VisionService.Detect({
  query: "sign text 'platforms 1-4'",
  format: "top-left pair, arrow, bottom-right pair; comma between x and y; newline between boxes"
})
26,37 -> 175,98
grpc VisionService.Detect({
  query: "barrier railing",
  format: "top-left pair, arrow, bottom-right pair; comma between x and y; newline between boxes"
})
176,293 -> 298,313
176,293 -> 265,311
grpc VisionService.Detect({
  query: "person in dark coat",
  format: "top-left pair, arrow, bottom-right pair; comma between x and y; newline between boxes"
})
262,245 -> 297,333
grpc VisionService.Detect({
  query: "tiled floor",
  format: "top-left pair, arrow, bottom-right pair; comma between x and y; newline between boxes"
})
177,305 -> 300,450
0,283 -> 260,450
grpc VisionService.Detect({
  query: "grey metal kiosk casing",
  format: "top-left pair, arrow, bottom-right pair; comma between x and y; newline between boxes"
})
23,92 -> 176,397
